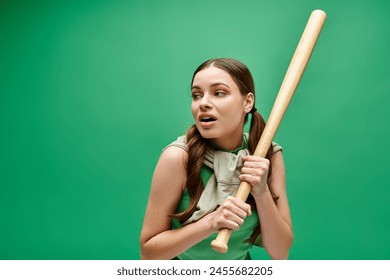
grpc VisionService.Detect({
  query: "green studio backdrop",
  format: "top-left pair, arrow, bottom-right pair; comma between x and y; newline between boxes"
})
1,0 -> 389,260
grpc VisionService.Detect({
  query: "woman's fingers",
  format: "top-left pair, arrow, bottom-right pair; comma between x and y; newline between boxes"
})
242,156 -> 269,169
240,156 -> 270,195
213,196 -> 252,230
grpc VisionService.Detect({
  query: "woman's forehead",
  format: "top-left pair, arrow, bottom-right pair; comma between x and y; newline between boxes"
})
192,66 -> 236,87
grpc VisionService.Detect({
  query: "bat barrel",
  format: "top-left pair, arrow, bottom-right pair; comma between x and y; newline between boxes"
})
256,9 -> 327,158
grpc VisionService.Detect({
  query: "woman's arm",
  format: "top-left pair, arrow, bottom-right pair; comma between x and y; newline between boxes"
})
140,146 -> 251,260
240,151 -> 293,259
140,146 -> 210,259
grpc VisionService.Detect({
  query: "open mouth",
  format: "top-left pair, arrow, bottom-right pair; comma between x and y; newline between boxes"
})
200,116 -> 216,123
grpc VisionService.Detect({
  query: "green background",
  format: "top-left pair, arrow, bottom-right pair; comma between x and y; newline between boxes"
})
1,0 -> 389,260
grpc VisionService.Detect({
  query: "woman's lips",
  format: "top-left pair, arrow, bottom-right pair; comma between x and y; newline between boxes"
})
199,118 -> 216,128
198,114 -> 217,128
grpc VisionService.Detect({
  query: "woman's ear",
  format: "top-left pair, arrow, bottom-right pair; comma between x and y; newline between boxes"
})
244,92 -> 255,113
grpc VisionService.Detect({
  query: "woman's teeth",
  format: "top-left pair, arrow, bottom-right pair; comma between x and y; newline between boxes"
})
202,117 -> 214,122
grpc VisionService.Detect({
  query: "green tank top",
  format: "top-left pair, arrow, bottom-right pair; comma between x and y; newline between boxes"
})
171,135 -> 278,260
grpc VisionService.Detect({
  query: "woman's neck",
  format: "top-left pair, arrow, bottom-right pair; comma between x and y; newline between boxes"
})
209,134 -> 244,151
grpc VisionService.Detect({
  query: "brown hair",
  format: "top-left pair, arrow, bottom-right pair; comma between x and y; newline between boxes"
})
173,58 -> 277,244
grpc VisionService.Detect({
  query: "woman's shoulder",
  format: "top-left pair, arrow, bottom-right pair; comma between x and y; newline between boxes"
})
272,141 -> 283,153
153,138 -> 188,192
163,135 -> 188,152
160,135 -> 188,166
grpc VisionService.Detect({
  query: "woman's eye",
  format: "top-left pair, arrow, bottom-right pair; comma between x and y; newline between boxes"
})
215,91 -> 226,97
192,93 -> 202,99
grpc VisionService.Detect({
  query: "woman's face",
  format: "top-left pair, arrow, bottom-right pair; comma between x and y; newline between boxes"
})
191,66 -> 254,149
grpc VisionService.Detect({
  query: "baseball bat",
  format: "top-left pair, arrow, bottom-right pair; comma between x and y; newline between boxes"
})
211,9 -> 327,253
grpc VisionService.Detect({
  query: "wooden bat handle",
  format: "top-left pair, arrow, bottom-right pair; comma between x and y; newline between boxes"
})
211,9 -> 327,254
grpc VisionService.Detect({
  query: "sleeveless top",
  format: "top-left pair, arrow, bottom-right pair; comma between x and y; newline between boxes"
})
169,134 -> 282,260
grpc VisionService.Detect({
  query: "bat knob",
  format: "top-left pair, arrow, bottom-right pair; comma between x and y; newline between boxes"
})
211,240 -> 228,253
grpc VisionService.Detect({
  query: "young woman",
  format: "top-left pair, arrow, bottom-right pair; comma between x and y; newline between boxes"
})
140,58 -> 293,260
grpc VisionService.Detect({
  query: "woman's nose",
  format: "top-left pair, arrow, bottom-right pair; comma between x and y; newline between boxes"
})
199,94 -> 212,111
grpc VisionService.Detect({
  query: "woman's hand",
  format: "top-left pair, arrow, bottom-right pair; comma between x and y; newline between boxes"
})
239,155 -> 270,196
206,196 -> 252,232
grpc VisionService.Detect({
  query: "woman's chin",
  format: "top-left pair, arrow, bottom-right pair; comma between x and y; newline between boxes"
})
197,128 -> 218,140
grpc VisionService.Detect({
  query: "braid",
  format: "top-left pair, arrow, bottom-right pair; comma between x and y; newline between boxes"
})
171,125 -> 208,223
247,111 -> 274,176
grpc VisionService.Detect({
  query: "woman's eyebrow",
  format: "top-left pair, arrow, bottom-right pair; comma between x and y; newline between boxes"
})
192,82 -> 230,90
210,82 -> 230,88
